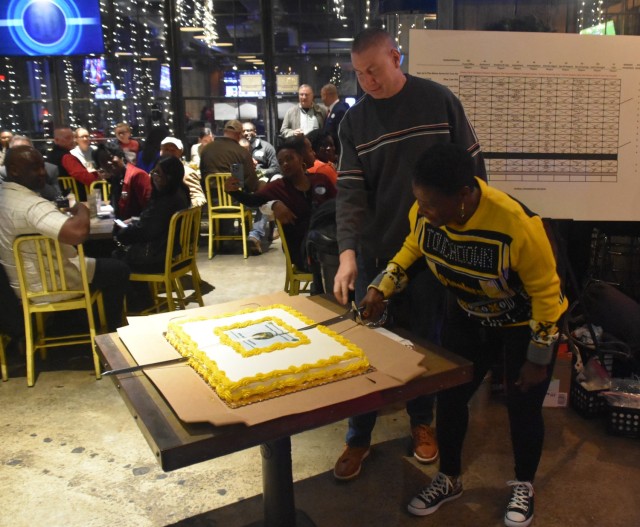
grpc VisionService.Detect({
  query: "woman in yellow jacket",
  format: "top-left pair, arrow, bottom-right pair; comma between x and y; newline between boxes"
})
361,143 -> 567,527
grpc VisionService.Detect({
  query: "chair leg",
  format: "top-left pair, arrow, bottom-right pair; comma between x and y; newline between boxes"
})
241,216 -> 248,259
34,313 -> 47,360
25,326 -> 35,387
88,327 -> 102,380
0,335 -> 8,382
208,212 -> 214,259
191,267 -> 204,306
96,293 -> 107,333
172,278 -> 187,310
165,278 -> 176,311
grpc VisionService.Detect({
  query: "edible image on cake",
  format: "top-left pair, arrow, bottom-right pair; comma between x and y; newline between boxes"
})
214,316 -> 310,357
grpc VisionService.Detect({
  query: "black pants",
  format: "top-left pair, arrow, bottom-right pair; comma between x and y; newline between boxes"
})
91,258 -> 130,332
437,296 -> 557,482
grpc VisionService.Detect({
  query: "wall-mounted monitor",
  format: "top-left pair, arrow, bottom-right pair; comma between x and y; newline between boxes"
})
579,20 -> 616,35
160,64 -> 171,91
223,70 -> 265,98
83,57 -> 107,85
0,0 -> 106,57
95,82 -> 124,100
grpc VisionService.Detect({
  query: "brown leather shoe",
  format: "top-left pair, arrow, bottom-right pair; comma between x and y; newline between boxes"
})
333,445 -> 370,480
412,424 -> 439,464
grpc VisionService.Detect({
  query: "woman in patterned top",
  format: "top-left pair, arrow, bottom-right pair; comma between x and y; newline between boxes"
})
360,143 -> 567,527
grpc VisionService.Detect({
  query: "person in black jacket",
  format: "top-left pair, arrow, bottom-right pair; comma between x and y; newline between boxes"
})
115,155 -> 190,274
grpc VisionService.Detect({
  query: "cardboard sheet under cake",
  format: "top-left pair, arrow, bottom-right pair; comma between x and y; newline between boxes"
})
117,292 -> 431,427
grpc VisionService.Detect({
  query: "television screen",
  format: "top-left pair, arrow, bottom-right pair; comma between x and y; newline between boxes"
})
83,57 -> 107,85
580,20 -> 616,35
95,82 -> 124,100
0,0 -> 106,57
160,64 -> 171,91
223,70 -> 265,97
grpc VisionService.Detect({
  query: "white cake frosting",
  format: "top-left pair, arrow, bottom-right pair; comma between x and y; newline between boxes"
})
166,304 -> 369,406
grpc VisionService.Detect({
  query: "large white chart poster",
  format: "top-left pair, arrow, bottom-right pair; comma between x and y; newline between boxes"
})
409,29 -> 640,220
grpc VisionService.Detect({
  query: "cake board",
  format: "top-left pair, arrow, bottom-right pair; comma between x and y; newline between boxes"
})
117,292 -> 433,427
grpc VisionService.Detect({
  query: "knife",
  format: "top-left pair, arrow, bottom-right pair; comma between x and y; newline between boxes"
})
102,356 -> 189,376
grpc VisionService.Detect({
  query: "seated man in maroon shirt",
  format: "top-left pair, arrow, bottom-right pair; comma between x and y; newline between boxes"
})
47,127 -> 102,200
94,143 -> 151,220
224,137 -> 336,272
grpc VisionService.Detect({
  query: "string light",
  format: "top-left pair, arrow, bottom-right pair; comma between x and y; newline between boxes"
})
332,0 -> 346,20
202,0 -> 219,47
1,58 -> 19,131
62,59 -> 79,129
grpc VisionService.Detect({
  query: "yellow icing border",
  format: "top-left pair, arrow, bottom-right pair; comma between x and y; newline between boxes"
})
166,304 -> 370,406
214,315 -> 310,357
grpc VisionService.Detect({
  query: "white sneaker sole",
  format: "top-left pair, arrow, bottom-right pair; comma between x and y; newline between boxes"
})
407,488 -> 463,516
413,449 -> 439,464
504,513 -> 534,527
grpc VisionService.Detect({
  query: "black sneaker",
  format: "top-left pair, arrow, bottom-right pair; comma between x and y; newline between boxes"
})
407,472 -> 463,516
504,480 -> 534,527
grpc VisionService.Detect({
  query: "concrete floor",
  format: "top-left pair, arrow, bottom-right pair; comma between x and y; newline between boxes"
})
1,238 -> 639,527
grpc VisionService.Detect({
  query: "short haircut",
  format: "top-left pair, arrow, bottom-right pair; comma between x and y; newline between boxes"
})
9,135 -> 31,147
276,137 -> 306,157
412,143 -> 477,196
95,142 -> 124,168
115,122 -> 131,131
4,145 -> 40,175
199,127 -> 212,139
321,83 -> 338,96
352,28 -> 395,54
306,129 -> 333,153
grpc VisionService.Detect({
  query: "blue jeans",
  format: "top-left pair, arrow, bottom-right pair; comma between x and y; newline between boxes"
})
249,210 -> 271,249
346,254 -> 443,447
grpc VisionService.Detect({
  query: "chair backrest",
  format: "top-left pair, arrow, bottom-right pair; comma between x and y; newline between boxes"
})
13,234 -> 91,304
58,176 -> 79,198
204,173 -> 242,211
165,207 -> 202,273
89,180 -> 111,202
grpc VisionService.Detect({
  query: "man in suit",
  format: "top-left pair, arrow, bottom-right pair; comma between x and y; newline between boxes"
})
320,83 -> 349,155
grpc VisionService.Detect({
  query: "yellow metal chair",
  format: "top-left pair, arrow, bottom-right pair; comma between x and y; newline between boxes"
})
58,176 -> 79,199
13,235 -> 106,387
129,206 -> 204,313
89,179 -> 111,202
204,173 -> 253,259
276,220 -> 313,296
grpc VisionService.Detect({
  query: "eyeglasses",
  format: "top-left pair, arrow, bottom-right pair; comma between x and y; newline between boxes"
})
77,135 -> 90,139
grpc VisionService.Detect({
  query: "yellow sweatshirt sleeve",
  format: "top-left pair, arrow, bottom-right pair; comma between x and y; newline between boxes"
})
369,202 -> 425,298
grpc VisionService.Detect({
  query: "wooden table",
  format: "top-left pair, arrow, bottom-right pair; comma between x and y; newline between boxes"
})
96,309 -> 472,527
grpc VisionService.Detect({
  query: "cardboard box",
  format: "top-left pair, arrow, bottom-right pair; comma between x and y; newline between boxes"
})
117,292 -> 436,426
543,343 -> 572,407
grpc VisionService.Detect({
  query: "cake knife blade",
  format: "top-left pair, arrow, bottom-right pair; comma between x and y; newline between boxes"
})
102,356 -> 189,376
295,304 -> 358,331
